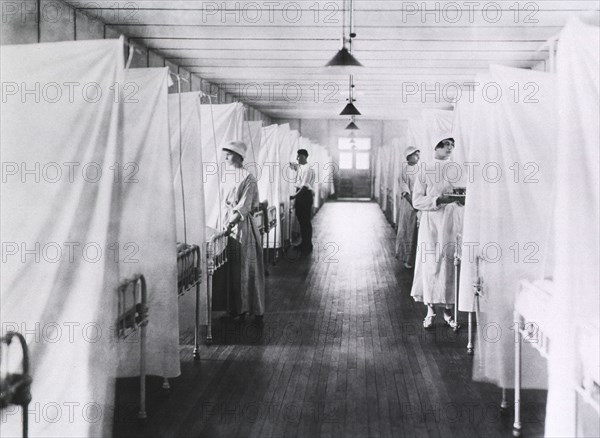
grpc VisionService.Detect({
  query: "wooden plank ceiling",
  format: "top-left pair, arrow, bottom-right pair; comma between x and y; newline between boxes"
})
68,0 -> 599,120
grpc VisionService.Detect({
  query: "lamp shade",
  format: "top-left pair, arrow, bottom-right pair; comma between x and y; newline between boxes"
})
325,47 -> 363,67
345,121 -> 360,130
340,102 -> 361,116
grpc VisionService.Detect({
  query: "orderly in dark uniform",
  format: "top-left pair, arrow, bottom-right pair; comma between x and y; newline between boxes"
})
290,149 -> 316,255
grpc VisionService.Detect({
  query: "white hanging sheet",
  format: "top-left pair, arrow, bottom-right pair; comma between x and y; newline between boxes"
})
257,124 -> 282,247
257,124 -> 279,206
390,138 -> 406,223
0,39 -> 124,437
242,120 -> 263,178
117,68 -> 180,378
270,124 -> 290,245
545,17 -> 600,437
198,102 -> 245,231
374,147 -> 383,202
311,142 -> 323,208
456,66 -> 557,389
168,92 -> 208,327
378,145 -> 391,209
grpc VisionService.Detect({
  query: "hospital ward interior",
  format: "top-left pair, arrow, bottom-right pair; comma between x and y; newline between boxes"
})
1,1 -> 599,437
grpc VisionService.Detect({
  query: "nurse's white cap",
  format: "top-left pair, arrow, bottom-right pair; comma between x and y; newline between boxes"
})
404,146 -> 420,159
222,140 -> 247,159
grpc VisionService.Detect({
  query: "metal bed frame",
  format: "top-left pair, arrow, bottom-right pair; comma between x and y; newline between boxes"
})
258,202 -> 270,274
288,203 -> 296,247
513,280 -> 599,437
0,331 -> 32,438
253,209 -> 265,251
162,243 -> 202,390
205,231 -> 229,344
116,274 -> 148,421
177,244 -> 202,359
451,233 -> 462,333
266,206 -> 277,266
276,201 -> 286,262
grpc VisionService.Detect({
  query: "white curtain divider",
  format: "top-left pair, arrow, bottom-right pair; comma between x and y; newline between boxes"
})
284,130 -> 301,205
242,120 -> 263,178
374,146 -> 383,202
457,66 -> 557,389
0,39 -> 124,437
257,124 -> 281,247
168,92 -> 208,327
274,124 -> 291,245
198,102 -> 245,231
118,67 -> 180,379
546,17 -> 600,437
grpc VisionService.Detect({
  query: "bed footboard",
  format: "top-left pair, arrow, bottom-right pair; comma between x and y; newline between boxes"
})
116,274 -> 148,421
206,232 -> 229,344
176,244 -> 202,360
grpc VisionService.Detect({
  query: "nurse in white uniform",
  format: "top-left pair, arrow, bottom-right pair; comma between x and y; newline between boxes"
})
410,138 -> 465,328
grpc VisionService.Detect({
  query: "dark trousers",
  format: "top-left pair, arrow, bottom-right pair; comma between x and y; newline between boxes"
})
294,190 -> 313,252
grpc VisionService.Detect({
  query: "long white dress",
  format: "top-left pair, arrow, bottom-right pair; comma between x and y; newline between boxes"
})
395,163 -> 419,263
410,159 -> 465,305
224,170 -> 266,316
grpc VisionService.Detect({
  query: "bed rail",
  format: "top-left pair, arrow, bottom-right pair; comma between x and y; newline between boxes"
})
116,274 -> 148,421
266,206 -> 277,266
177,243 -> 202,359
276,201 -> 286,262
451,233 -> 462,332
0,331 -> 32,438
206,231 -> 229,344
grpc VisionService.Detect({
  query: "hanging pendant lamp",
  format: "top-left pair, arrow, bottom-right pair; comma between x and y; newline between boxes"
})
326,45 -> 363,68
340,75 -> 361,115
325,0 -> 363,68
345,116 -> 359,130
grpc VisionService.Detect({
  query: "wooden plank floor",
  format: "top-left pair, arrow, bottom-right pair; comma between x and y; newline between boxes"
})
114,201 -> 546,438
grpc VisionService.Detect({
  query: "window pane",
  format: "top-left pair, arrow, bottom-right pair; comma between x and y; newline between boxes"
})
339,152 -> 353,169
355,152 -> 370,169
338,138 -> 353,150
354,139 -> 371,150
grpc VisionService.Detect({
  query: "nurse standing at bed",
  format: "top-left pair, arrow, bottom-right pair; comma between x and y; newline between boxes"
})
222,140 -> 266,320
410,138 -> 465,329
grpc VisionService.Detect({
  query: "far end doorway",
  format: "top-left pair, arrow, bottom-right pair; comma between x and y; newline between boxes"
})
337,137 -> 372,198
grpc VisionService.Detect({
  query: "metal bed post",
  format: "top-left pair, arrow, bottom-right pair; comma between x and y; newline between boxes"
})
116,274 -> 148,421
501,387 -> 509,411
513,307 -> 522,437
138,275 -> 147,419
289,204 -> 294,246
191,245 -> 202,360
265,220 -> 271,272
453,233 -> 462,332
0,331 -> 32,438
206,239 -> 215,344
270,207 -> 277,266
469,256 -> 482,355
205,232 -> 229,344
467,313 -> 474,355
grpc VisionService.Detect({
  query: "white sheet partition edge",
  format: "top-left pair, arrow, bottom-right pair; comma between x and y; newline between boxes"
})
257,124 -> 279,213
0,39 -> 124,437
199,102 -> 245,230
456,66 -> 556,389
242,120 -> 263,178
118,68 -> 180,379
545,17 -> 600,437
168,92 -> 208,327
